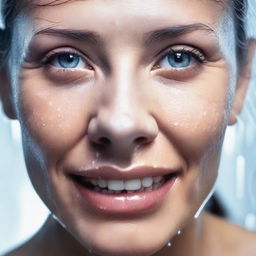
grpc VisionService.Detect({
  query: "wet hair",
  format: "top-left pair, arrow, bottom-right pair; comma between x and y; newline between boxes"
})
0,0 -> 249,68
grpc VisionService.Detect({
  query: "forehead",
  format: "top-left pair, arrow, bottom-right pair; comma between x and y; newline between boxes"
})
15,0 -> 235,70
27,0 -> 228,25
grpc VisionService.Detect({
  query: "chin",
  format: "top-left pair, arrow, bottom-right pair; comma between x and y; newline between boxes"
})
85,238 -> 164,256
69,222 -> 171,256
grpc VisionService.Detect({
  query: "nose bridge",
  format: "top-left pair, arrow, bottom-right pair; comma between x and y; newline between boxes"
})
109,55 -> 139,117
101,52 -> 143,130
87,55 -> 158,156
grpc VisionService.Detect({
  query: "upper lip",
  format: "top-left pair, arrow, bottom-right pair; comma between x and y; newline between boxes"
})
68,165 -> 181,180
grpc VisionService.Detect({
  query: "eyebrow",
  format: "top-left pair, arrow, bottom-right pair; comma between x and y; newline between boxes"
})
144,23 -> 217,46
34,27 -> 102,45
33,22 -> 216,46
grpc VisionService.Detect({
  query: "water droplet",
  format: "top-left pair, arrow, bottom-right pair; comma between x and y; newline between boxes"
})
177,230 -> 181,235
167,242 -> 172,247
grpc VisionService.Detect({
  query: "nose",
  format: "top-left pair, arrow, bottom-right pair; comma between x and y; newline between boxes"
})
87,53 -> 159,159
87,105 -> 158,158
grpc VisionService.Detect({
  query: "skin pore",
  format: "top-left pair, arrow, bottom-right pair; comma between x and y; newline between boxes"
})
1,0 -> 256,255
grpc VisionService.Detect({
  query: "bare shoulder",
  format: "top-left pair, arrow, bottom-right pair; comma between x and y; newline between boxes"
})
203,212 -> 256,256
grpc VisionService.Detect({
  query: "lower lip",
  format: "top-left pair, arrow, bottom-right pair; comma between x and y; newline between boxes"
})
73,177 -> 177,215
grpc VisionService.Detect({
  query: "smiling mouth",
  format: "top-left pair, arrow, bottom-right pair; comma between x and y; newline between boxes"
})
69,166 -> 180,213
71,173 -> 178,195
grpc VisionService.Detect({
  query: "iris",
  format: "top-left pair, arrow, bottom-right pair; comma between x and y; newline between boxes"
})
57,53 -> 80,68
167,52 -> 191,68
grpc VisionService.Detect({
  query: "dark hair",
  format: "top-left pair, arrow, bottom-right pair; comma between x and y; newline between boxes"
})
0,0 -> 249,68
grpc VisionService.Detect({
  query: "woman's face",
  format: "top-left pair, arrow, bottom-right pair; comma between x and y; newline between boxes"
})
3,0 -> 244,255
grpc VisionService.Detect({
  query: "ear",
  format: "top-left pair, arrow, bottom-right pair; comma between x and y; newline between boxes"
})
228,39 -> 256,125
0,68 -> 17,119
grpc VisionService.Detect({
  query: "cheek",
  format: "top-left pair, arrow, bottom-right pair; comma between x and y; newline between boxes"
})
166,96 -> 226,155
18,75 -> 96,162
151,71 -> 231,162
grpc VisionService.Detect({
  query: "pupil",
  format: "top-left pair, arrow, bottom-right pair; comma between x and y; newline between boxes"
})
174,53 -> 183,62
66,54 -> 74,62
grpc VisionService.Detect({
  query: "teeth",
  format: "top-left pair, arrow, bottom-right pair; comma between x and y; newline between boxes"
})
153,176 -> 162,183
145,185 -> 153,192
153,183 -> 162,190
98,179 -> 107,188
94,187 -> 101,192
138,187 -> 144,192
124,179 -> 141,190
89,175 -> 166,192
142,177 -> 153,187
102,189 -> 108,194
91,179 -> 98,186
108,180 -> 125,191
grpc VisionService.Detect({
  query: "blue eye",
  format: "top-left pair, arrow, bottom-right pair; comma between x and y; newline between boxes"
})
157,47 -> 206,71
168,52 -> 191,68
163,52 -> 192,68
50,52 -> 87,69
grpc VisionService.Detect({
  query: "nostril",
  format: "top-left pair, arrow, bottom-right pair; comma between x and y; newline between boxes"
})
134,136 -> 148,145
98,137 -> 111,146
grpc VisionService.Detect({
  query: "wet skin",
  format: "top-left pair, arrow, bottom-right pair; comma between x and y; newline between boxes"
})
0,0 -> 253,255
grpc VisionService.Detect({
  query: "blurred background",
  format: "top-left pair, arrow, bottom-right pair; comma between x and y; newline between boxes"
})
0,1 -> 256,255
